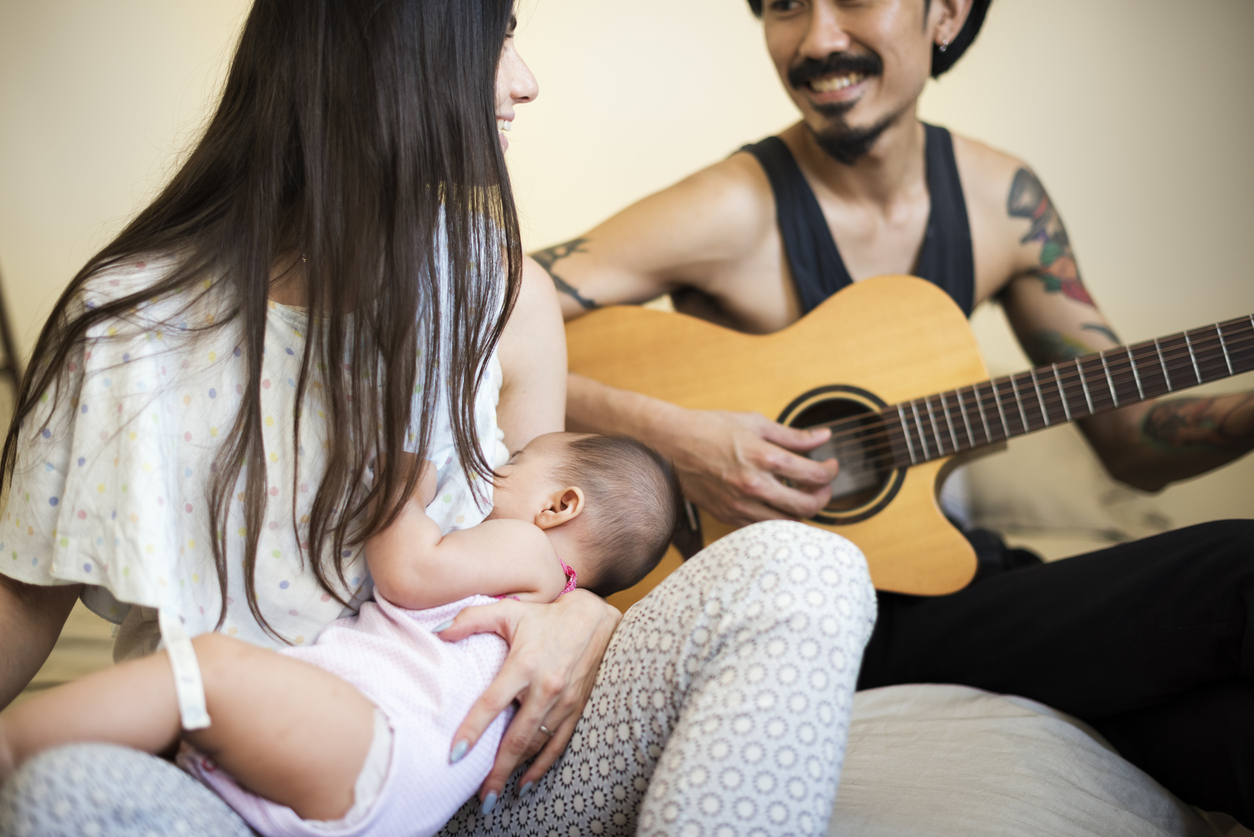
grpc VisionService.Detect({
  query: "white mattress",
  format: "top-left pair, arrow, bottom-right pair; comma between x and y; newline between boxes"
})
828,684 -> 1224,837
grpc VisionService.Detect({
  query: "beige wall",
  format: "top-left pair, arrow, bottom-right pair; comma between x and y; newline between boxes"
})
1,0 -> 1251,524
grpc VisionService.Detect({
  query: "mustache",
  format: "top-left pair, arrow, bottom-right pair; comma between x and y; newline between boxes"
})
787,52 -> 883,89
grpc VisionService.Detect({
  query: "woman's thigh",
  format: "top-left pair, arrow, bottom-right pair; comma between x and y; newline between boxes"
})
441,520 -> 877,837
0,743 -> 253,837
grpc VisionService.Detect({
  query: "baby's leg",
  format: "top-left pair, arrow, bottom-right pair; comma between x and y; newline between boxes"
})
0,633 -> 375,822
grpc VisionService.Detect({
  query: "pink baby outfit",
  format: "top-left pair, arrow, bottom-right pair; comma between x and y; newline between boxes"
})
181,593 -> 511,837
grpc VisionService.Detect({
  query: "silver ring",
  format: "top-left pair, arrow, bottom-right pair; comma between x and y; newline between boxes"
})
538,724 -> 556,737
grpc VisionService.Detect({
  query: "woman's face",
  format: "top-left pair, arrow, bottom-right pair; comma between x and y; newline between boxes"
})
495,19 -> 538,153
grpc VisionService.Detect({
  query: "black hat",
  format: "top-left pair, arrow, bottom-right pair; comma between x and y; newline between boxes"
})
743,0 -> 992,78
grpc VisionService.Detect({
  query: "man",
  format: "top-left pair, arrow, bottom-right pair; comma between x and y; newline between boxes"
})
536,0 -> 1254,824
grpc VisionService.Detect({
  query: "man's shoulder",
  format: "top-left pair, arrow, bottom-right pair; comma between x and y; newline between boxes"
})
949,131 -> 1033,213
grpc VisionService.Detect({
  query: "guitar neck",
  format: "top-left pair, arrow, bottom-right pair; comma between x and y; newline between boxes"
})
879,314 -> 1254,467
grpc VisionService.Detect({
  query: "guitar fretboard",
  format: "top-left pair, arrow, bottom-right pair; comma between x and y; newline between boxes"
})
881,315 -> 1254,467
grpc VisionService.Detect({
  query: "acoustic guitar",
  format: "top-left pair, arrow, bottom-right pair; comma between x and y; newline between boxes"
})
566,275 -> 1254,597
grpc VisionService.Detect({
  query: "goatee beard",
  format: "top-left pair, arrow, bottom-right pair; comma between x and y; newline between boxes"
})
807,108 -> 897,166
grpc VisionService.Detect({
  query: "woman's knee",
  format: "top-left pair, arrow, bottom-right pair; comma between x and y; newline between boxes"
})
0,743 -> 252,837
699,521 -> 877,628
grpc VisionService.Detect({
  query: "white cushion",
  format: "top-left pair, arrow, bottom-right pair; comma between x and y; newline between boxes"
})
829,684 -> 1219,837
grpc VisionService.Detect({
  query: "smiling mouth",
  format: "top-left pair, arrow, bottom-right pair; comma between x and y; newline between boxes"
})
808,72 -> 866,93
497,118 -> 512,134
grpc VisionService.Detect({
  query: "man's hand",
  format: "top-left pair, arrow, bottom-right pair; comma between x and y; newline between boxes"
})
666,410 -> 839,526
435,590 -> 621,811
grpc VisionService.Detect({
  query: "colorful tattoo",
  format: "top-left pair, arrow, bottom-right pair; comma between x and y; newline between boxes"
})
1142,394 -> 1254,451
1081,323 -> 1120,344
1007,168 -> 1094,307
1022,329 -> 1095,366
533,237 -> 598,310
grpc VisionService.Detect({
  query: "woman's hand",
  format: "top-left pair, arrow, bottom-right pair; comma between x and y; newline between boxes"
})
436,589 -> 621,811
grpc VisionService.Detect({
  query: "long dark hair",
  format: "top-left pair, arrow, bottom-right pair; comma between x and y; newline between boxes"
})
2,0 -> 522,640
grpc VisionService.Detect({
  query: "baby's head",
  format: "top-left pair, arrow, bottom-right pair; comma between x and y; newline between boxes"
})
488,432 -> 682,597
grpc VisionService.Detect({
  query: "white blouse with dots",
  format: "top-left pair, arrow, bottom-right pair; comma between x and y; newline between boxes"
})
2,256 -> 506,671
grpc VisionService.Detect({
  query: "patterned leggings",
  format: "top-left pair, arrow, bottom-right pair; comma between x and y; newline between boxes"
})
0,521 -> 876,837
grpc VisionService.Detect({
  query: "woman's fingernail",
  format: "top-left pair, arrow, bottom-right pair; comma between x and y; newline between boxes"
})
433,619 -> 454,633
519,782 -> 534,797
450,739 -> 469,764
480,792 -> 498,815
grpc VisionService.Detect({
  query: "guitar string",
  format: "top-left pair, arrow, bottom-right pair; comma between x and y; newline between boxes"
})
798,327 -> 1254,485
811,327 -> 1254,454
814,333 -> 1254,485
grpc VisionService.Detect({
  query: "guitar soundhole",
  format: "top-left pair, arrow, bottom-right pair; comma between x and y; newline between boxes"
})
788,398 -> 894,512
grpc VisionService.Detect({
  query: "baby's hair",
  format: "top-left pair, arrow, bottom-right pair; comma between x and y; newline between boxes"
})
555,435 -> 683,598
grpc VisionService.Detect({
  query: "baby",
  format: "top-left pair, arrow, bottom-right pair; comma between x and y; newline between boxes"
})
0,431 -> 681,837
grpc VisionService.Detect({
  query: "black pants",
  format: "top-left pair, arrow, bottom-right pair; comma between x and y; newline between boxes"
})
858,519 -> 1254,826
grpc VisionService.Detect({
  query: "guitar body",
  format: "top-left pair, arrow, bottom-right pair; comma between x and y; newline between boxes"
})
566,275 -> 991,597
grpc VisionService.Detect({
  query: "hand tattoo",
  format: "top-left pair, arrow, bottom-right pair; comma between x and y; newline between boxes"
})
1142,394 -> 1254,451
1081,323 -> 1119,344
532,237 -> 599,311
1008,168 -> 1094,307
1022,329 -> 1097,366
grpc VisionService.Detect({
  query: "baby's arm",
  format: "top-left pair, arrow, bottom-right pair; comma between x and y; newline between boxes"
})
365,458 -> 568,610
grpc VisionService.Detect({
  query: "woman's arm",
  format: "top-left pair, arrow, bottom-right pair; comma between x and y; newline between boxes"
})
0,575 -> 82,711
442,256 -> 622,810
495,256 -> 567,452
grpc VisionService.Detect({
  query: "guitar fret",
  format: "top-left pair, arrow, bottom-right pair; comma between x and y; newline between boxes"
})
990,379 -> 1011,438
1009,375 -> 1030,432
910,401 -> 931,459
924,397 -> 944,455
1100,353 -> 1119,407
1218,326 -> 1234,376
1154,338 -> 1173,391
1127,347 -> 1145,400
955,388 -> 976,447
973,383 -> 993,443
1029,369 -> 1050,426
1052,364 -> 1072,421
1075,358 -> 1095,414
938,393 -> 961,452
896,404 -> 918,465
1184,332 -> 1202,384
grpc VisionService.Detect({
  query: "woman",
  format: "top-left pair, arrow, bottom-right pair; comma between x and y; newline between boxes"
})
0,2 -> 876,835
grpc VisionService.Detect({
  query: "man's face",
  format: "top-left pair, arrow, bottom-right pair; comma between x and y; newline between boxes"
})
763,0 -> 937,163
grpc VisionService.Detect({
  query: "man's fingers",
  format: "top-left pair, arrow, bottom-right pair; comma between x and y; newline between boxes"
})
757,418 -> 834,453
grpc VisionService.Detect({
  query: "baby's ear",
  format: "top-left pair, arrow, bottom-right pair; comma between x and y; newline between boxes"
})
534,486 -> 585,529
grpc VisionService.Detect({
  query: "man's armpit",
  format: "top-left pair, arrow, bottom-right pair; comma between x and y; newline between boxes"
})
532,238 -> 599,311
1007,168 -> 1095,308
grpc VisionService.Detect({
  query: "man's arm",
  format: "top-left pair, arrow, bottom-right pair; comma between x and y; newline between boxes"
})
534,157 -> 840,525
0,574 -> 81,711
997,167 -> 1254,491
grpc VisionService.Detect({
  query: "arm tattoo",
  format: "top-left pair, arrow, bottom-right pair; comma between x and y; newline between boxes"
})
1022,329 -> 1097,366
1007,168 -> 1094,307
1142,394 -> 1254,451
1081,323 -> 1120,343
532,237 -> 599,311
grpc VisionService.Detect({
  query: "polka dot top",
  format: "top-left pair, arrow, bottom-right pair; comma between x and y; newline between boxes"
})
1,255 -> 507,657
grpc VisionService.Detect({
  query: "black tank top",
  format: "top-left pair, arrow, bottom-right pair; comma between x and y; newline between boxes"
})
741,124 -> 975,317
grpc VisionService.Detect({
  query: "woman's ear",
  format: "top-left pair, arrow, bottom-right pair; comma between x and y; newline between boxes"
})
534,486 -> 585,529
